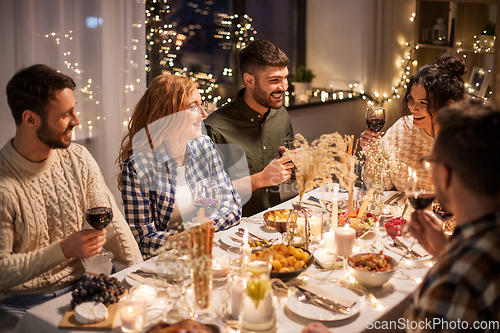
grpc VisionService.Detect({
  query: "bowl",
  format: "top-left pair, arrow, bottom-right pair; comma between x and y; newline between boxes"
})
385,217 -> 407,238
270,248 -> 315,282
347,252 -> 397,288
251,246 -> 315,282
263,209 -> 289,233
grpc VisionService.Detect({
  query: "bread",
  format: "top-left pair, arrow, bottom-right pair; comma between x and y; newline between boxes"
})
146,319 -> 215,333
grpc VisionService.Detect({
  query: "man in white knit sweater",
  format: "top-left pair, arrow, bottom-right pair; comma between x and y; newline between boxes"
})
0,64 -> 143,330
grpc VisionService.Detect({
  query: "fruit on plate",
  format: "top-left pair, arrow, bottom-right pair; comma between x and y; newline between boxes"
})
385,217 -> 407,238
70,274 -> 125,309
74,301 -> 108,324
338,210 -> 378,235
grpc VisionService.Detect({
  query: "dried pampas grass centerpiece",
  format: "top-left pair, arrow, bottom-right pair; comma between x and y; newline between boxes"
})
283,133 -> 358,203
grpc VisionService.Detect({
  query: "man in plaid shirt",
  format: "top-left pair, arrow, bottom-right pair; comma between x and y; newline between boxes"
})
406,100 -> 500,332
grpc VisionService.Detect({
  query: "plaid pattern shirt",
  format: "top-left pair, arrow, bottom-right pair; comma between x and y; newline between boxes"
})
407,212 -> 500,332
122,135 -> 241,259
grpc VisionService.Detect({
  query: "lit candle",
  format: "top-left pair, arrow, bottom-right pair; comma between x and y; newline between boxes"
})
242,228 -> 252,261
330,184 -> 339,229
323,227 -> 335,253
119,297 -> 146,332
334,224 -> 356,257
284,94 -> 289,107
231,278 -> 246,319
212,259 -> 230,279
130,284 -> 157,307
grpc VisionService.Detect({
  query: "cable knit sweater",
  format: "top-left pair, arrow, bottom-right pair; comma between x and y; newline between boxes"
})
0,140 -> 143,300
381,116 -> 434,191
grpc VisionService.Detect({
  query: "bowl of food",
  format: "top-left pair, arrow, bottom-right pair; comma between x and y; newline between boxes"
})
347,252 -> 397,288
385,217 -> 407,238
252,244 -> 314,282
263,209 -> 295,233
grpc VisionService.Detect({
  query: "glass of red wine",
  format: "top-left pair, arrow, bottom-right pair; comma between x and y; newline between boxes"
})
365,106 -> 386,133
194,179 -> 221,220
405,173 -> 435,211
86,189 -> 113,258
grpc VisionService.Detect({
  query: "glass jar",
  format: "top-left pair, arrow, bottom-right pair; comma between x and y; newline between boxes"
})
239,253 -> 278,333
285,202 -> 309,249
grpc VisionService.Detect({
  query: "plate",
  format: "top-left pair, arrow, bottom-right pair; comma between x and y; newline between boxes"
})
219,233 -> 242,247
219,232 -> 280,248
381,238 -> 433,262
286,286 -> 361,321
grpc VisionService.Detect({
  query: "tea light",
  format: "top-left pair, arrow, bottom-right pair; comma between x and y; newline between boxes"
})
130,284 -> 157,307
308,209 -> 323,241
323,227 -> 335,253
334,224 -> 356,257
212,258 -> 230,279
119,296 -> 146,332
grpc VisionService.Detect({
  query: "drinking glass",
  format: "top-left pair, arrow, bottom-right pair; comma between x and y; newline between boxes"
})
365,106 -> 386,133
405,174 -> 435,211
85,187 -> 113,258
194,179 -> 221,219
280,137 -> 296,183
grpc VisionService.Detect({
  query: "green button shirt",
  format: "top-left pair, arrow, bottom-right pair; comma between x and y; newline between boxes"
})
204,88 -> 293,217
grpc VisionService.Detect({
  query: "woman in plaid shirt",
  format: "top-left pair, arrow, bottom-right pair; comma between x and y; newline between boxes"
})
117,74 -> 241,259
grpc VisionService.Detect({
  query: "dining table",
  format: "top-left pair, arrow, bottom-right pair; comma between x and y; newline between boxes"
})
13,186 -> 434,333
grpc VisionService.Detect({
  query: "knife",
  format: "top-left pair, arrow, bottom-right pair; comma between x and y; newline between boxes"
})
393,238 -> 422,258
297,286 -> 353,312
297,288 -> 349,315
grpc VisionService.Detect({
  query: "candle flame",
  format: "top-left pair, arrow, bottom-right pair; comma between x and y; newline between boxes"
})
333,184 -> 339,195
408,166 -> 412,177
344,223 -> 350,229
243,228 -> 249,245
329,227 -> 333,233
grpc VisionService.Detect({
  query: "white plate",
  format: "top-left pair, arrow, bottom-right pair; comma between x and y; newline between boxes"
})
381,238 -> 433,262
219,232 -> 279,248
286,286 -> 361,321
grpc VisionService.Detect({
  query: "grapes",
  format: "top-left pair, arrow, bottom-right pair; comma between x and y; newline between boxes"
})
70,275 -> 123,309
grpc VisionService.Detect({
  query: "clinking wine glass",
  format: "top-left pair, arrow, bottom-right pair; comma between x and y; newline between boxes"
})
86,188 -> 113,258
366,106 -> 386,133
405,173 -> 435,211
194,179 -> 221,218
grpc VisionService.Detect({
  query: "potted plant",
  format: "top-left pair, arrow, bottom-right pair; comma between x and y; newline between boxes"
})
479,21 -> 496,51
291,66 -> 315,104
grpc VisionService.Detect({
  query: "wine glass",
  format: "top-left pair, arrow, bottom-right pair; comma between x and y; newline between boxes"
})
194,179 -> 221,219
85,188 -> 114,258
280,137 -> 296,183
365,106 -> 386,133
405,174 -> 435,211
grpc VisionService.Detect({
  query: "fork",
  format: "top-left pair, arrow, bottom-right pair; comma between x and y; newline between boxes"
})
296,290 -> 346,315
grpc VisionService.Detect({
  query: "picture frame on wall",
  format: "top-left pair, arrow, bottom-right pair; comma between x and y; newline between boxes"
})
467,66 -> 491,99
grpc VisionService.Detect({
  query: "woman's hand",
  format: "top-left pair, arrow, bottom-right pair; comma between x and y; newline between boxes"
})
359,129 -> 380,150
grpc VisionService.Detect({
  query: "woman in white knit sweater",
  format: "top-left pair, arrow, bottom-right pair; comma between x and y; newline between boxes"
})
360,54 -> 466,191
0,64 -> 142,330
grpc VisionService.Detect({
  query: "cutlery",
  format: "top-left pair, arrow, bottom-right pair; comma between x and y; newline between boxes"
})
236,229 -> 278,244
385,236 -> 416,259
297,286 -> 352,311
296,288 -> 349,314
393,237 -> 422,258
131,270 -> 176,284
384,192 -> 404,205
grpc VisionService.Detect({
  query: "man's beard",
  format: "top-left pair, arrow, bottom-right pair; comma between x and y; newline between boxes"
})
252,80 -> 285,110
37,119 -> 73,149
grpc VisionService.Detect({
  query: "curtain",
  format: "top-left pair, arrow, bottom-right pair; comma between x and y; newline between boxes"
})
0,0 -> 146,209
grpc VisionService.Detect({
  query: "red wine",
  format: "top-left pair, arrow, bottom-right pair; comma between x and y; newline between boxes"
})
408,193 -> 435,210
194,198 -> 220,216
86,207 -> 113,230
366,118 -> 386,132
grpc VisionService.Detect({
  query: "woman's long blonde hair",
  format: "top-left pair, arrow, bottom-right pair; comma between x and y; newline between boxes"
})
116,74 -> 198,189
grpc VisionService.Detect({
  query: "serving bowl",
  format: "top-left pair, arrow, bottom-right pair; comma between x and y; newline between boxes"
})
252,246 -> 315,282
347,252 -> 397,288
263,209 -> 289,233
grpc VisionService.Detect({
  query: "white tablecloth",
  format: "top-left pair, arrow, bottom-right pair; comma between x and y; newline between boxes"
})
14,187 -> 430,333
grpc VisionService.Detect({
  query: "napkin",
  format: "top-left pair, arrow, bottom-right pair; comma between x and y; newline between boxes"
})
126,267 -> 170,288
382,237 -> 430,258
302,281 -> 357,308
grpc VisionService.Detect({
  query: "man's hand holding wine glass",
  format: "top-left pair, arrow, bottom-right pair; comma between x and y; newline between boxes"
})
60,229 -> 107,259
407,211 -> 446,258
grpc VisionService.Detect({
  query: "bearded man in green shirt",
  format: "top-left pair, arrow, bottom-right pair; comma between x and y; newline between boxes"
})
205,40 -> 294,217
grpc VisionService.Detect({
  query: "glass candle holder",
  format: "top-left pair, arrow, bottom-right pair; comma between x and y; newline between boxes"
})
130,284 -> 158,307
119,295 -> 147,333
239,252 -> 278,332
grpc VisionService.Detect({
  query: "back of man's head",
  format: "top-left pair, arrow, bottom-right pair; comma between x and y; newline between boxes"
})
6,64 -> 76,126
238,39 -> 288,78
435,99 -> 500,198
